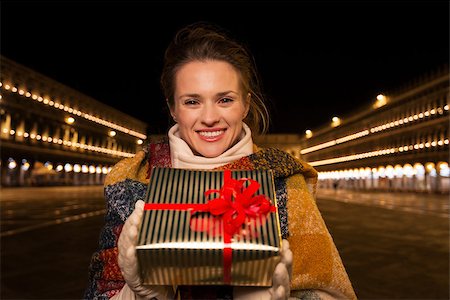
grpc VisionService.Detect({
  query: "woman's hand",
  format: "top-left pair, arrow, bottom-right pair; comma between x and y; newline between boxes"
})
270,239 -> 293,299
234,239 -> 293,300
116,200 -> 173,299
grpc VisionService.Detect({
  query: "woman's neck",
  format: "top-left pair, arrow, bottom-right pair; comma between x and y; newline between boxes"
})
168,123 -> 254,170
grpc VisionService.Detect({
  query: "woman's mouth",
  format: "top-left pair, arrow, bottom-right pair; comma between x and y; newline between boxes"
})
197,129 -> 225,141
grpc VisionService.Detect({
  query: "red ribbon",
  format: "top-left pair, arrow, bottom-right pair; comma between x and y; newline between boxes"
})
144,169 -> 276,284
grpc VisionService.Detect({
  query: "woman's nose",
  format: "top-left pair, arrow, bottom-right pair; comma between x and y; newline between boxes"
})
201,104 -> 220,126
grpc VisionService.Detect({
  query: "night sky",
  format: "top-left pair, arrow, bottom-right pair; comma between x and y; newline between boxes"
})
1,1 -> 448,135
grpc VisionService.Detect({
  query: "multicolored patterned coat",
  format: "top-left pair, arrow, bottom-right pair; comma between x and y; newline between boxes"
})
84,140 -> 357,299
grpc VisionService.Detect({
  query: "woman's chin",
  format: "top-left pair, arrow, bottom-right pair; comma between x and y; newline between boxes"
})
194,146 -> 226,158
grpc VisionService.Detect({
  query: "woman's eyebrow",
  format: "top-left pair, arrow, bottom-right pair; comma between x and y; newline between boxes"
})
178,93 -> 201,99
178,91 -> 239,99
216,91 -> 238,97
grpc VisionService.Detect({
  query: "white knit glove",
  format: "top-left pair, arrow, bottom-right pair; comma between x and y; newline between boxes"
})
234,239 -> 293,300
270,239 -> 293,299
116,200 -> 174,300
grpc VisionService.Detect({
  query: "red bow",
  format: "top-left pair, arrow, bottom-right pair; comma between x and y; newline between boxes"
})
195,169 -> 276,236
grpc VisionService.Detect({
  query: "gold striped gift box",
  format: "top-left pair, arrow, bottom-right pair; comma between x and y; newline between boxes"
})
137,167 -> 282,286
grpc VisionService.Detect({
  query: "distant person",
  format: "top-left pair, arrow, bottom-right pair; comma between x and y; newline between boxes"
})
30,161 -> 57,186
84,21 -> 356,299
333,180 -> 339,191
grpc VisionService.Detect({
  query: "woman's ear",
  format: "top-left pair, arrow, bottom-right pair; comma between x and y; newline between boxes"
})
243,93 -> 251,118
167,99 -> 177,122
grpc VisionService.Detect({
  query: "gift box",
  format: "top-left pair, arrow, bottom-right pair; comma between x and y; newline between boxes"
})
136,167 -> 282,286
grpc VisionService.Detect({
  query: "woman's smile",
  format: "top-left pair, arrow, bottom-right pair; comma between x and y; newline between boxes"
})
197,128 -> 226,141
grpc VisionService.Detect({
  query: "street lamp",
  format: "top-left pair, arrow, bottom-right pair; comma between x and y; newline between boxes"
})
331,117 -> 341,127
305,129 -> 313,139
373,94 -> 387,109
65,117 -> 75,124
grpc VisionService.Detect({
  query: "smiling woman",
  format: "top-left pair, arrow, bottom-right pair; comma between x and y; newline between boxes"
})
84,22 -> 357,300
168,60 -> 250,159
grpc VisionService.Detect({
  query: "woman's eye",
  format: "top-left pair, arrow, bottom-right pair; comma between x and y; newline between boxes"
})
219,97 -> 234,103
184,99 -> 198,105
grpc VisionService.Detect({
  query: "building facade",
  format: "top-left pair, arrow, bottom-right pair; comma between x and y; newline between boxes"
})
0,56 -> 148,187
297,67 -> 449,194
3,56 -> 447,193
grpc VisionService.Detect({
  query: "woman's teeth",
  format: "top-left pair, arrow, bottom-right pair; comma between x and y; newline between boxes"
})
198,130 -> 224,137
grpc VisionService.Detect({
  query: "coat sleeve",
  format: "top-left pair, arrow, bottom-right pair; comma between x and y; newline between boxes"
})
84,152 -> 149,299
286,174 -> 357,299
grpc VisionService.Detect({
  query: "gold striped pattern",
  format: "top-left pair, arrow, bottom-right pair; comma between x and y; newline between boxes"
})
137,168 -> 281,286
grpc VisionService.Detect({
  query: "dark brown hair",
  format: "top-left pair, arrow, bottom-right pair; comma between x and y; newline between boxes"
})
160,22 -> 270,135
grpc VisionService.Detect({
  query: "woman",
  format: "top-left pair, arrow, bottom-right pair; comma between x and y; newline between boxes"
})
84,22 -> 357,300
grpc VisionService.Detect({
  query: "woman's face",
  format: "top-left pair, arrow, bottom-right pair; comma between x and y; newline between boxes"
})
170,60 -> 249,158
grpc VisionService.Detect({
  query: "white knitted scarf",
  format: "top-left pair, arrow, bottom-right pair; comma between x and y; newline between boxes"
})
168,123 -> 254,170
